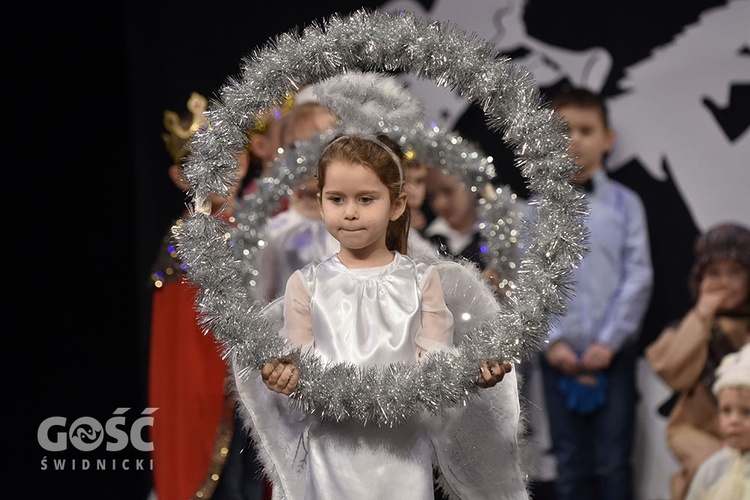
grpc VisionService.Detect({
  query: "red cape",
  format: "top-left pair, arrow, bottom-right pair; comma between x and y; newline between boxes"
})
148,279 -> 228,500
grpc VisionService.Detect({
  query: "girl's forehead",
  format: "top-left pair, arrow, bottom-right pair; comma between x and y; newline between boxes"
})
327,159 -> 368,169
324,160 -> 376,177
322,161 -> 383,189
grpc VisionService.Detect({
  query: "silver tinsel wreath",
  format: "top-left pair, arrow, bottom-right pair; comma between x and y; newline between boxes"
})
174,8 -> 588,427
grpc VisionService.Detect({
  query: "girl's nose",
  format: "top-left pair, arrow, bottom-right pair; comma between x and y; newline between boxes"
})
344,203 -> 358,220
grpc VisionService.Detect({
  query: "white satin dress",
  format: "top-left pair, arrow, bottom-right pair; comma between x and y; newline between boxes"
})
234,251 -> 528,500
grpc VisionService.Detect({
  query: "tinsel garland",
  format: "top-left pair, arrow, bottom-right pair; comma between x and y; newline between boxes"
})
175,7 -> 588,427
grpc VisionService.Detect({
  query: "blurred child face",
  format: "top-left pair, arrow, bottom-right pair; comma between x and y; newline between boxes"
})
426,168 -> 476,233
405,162 -> 428,210
318,161 -> 405,257
556,105 -> 614,184
292,176 -> 321,220
701,259 -> 750,312
279,107 -> 337,151
718,386 -> 750,452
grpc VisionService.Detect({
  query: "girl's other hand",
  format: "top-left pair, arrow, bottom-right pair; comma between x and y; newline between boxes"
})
261,358 -> 300,395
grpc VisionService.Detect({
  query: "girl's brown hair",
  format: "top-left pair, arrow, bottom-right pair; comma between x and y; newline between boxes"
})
317,134 -> 410,254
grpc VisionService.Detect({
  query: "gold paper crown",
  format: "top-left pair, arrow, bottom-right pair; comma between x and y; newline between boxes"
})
162,92 -> 295,163
162,92 -> 209,164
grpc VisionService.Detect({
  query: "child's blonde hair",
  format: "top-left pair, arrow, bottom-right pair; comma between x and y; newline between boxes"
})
317,134 -> 410,254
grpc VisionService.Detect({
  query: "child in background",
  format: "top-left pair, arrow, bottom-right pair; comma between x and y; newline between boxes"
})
423,166 -> 486,270
685,344 -> 750,499
276,101 -> 337,152
402,153 -> 438,260
404,157 -> 430,232
253,169 -> 339,303
416,151 -> 520,500
647,222 -> 750,499
397,124 -> 521,303
539,87 -> 653,500
242,99 -> 291,195
238,133 -> 527,499
252,100 -> 340,304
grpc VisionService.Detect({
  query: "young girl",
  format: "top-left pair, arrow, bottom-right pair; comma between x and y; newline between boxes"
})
236,133 -> 526,499
685,343 -> 750,499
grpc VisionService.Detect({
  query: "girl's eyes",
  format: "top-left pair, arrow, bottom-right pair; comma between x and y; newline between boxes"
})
326,196 -> 375,204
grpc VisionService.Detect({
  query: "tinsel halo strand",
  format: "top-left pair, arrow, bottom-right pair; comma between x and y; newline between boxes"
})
175,8 -> 588,427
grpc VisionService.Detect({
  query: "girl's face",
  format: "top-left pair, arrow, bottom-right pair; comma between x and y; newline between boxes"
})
718,386 -> 750,452
318,160 -> 405,259
701,259 -> 750,312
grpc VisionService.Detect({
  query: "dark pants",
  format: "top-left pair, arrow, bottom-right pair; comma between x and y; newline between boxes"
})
540,342 -> 638,500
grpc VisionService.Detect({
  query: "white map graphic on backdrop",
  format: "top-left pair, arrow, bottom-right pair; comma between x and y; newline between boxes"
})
382,0 -> 613,127
382,0 -> 749,231
607,0 -> 749,230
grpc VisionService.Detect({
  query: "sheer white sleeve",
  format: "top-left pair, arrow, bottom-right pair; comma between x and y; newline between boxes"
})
282,270 -> 314,350
415,266 -> 455,357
